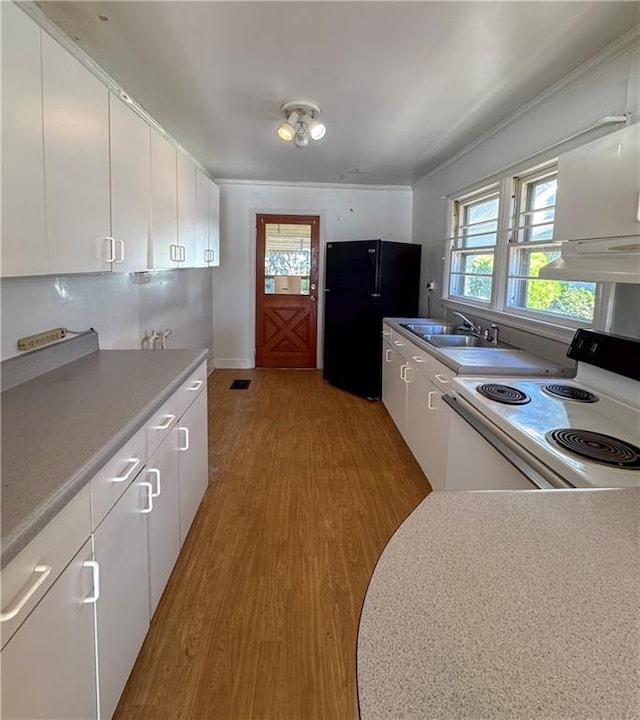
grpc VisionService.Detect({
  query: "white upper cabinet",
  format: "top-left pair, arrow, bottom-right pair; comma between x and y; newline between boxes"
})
195,169 -> 221,267
195,169 -> 211,267
150,130 -> 178,269
109,94 -> 151,272
1,2 -> 47,277
208,179 -> 221,267
42,31 -> 111,274
177,152 -> 197,267
554,123 -> 640,242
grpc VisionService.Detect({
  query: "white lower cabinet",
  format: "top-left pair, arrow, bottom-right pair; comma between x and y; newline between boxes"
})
93,476 -> 150,720
1,538 -> 98,720
382,325 -> 452,490
178,389 -> 209,545
0,363 -> 209,720
146,428 -> 181,616
381,339 -> 409,434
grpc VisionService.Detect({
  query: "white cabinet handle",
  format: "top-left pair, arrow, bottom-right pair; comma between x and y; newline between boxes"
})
393,340 -> 404,347
140,481 -> 154,513
188,380 -> 204,391
179,245 -> 186,262
434,374 -> 450,384
427,391 -> 437,410
170,244 -> 178,262
105,236 -> 116,263
382,330 -> 391,337
152,414 -> 175,430
385,348 -> 392,362
148,468 -> 161,498
114,238 -> 125,264
204,249 -> 212,263
178,426 -> 190,451
400,363 -> 407,381
113,457 -> 141,483
0,565 -> 52,622
412,356 -> 425,363
82,561 -> 100,604
404,366 -> 413,383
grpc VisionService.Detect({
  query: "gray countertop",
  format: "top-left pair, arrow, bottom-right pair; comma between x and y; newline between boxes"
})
1,348 -> 208,568
385,318 -> 573,376
357,488 -> 640,719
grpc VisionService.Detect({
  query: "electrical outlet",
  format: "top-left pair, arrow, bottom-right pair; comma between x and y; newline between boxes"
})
426,281 -> 436,291
17,328 -> 67,352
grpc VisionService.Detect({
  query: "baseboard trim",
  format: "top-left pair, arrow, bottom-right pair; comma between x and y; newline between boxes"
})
213,358 -> 255,369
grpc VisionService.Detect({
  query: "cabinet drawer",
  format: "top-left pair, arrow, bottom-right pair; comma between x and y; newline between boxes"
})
146,394 -> 179,458
429,356 -> 455,388
91,427 -> 146,530
1,483 -> 91,649
174,361 -> 207,419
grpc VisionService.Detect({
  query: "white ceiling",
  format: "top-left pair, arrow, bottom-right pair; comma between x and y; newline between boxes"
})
37,1 -> 639,186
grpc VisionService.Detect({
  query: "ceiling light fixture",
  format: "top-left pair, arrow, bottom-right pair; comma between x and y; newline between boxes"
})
277,100 -> 326,149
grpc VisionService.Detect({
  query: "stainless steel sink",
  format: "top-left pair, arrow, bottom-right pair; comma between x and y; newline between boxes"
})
400,323 -> 460,336
424,335 -> 508,349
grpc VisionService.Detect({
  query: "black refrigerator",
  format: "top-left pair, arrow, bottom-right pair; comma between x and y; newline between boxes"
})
322,239 -> 421,399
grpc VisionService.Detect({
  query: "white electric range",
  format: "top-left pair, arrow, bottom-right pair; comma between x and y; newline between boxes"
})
445,329 -> 640,490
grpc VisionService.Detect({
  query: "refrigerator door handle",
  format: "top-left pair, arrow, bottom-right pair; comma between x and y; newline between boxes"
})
371,293 -> 380,298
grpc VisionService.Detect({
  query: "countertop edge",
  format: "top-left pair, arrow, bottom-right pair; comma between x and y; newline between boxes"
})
1,349 -> 208,568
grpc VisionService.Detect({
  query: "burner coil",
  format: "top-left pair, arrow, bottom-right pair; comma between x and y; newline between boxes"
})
476,384 -> 530,405
546,429 -> 640,469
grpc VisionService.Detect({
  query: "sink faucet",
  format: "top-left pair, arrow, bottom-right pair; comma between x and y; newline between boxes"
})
453,311 -> 483,336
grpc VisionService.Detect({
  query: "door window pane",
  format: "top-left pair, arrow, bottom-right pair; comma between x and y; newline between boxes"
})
264,223 -> 311,295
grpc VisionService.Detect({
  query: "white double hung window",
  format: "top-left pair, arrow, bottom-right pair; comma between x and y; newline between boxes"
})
448,187 -> 499,304
445,162 -> 598,327
506,166 -> 596,323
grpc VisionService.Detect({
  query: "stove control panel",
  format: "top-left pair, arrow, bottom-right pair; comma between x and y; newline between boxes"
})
567,329 -> 640,381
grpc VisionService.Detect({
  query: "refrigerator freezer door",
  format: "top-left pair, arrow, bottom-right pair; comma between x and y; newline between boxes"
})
325,240 -> 379,294
379,242 -> 422,316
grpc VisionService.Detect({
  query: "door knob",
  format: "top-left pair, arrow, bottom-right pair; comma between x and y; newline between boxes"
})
311,283 -> 317,290
310,296 -> 316,302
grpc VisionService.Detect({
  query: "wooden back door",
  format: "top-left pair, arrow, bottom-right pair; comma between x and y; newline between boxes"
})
256,214 -> 319,368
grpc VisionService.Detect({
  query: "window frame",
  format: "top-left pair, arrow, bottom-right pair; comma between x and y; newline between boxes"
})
443,161 -> 611,338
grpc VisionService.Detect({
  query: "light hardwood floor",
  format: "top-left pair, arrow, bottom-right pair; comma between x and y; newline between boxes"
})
114,369 -> 430,720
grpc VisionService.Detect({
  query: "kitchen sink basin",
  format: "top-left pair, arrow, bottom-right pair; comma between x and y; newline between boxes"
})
424,335 -> 508,349
400,323 -> 460,336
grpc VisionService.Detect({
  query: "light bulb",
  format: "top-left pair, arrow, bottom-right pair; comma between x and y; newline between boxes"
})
308,119 -> 326,140
277,122 -> 295,142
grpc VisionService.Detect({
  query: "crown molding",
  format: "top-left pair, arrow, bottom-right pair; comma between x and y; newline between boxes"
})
216,178 -> 412,191
413,25 -> 640,189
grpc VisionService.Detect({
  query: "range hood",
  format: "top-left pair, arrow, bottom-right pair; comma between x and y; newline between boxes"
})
539,235 -> 640,283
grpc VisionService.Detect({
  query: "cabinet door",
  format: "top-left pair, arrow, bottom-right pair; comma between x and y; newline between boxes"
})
93,476 -> 150,720
177,389 -> 209,545
405,369 -> 449,491
195,169 -> 211,268
381,341 -> 408,435
177,152 -> 197,267
150,130 -> 178,269
109,93 -> 151,271
42,32 -> 111,274
146,429 -> 180,616
208,178 -> 220,266
1,539 -> 97,720
554,123 -> 640,241
1,2 -> 47,277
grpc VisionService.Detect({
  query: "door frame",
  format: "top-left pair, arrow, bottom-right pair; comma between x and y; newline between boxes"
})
253,212 -> 322,368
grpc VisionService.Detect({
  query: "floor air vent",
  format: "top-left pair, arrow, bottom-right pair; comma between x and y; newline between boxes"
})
230,379 -> 251,390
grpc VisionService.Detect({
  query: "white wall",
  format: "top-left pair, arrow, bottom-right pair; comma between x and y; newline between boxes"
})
0,269 -> 214,365
212,182 -> 413,368
412,36 -> 640,337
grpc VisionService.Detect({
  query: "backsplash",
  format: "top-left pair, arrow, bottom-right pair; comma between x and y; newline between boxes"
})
0,269 -> 213,364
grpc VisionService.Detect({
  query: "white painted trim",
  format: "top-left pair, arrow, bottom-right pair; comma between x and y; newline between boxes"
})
413,27 -> 640,189
213,358 -> 255,369
217,178 -> 411,192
